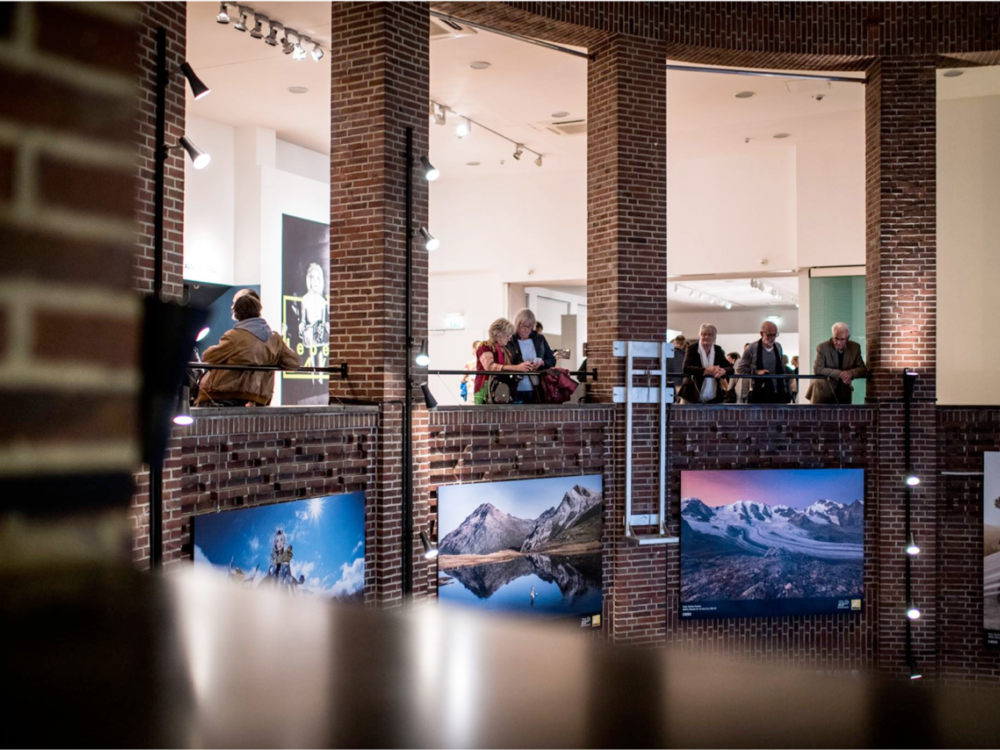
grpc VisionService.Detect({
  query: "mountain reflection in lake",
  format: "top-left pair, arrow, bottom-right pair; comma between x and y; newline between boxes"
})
439,553 -> 602,617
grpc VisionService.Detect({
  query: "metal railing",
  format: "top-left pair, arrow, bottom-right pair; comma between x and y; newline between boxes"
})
187,361 -> 349,378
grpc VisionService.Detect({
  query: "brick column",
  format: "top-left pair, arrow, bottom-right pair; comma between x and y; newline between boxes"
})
865,56 -> 938,678
329,2 -> 429,606
135,2 -> 186,300
0,3 -> 140,544
587,35 -> 669,644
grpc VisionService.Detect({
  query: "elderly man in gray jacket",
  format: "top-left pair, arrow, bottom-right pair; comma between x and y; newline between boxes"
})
806,322 -> 867,405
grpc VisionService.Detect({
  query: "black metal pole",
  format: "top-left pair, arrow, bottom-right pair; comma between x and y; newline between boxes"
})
903,370 -> 915,671
149,25 -> 168,570
402,127 -> 414,599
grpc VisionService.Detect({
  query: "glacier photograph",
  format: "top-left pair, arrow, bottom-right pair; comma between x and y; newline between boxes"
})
680,469 -> 865,619
192,491 -> 366,602
984,453 -> 1000,646
437,475 -> 603,619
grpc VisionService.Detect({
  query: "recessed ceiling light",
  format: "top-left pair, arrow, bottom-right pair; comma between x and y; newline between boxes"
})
551,111 -> 570,118
469,61 -> 491,70
466,161 -> 481,166
288,86 -> 308,94
735,91 -> 755,99
773,132 -> 791,139
943,70 -> 964,78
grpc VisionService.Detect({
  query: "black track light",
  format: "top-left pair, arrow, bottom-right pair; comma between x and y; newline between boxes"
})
216,1 -> 230,24
311,42 -> 324,62
513,145 -> 524,160
414,338 -> 430,367
249,14 -> 264,39
421,384 -> 437,409
420,530 -> 438,560
178,62 -> 210,100
419,227 -> 439,252
421,155 -> 439,181
173,385 -> 193,426
233,6 -> 248,32
265,23 -> 280,47
178,136 -> 211,170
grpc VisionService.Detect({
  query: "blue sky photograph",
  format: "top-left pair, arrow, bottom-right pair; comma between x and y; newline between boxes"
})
193,491 -> 366,598
438,475 -> 603,536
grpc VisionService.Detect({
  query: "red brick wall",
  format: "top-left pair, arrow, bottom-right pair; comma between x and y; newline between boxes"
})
135,2 -> 186,300
937,408 -> 1000,686
129,408 -> 379,596
0,3 -> 140,503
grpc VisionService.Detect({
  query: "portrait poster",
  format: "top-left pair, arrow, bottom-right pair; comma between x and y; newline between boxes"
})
985,453 -> 1000,647
193,492 -> 365,601
680,469 -> 865,619
281,214 -> 330,406
437,475 -> 603,623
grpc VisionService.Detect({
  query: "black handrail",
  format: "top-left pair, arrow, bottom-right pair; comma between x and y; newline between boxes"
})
428,368 -> 598,380
187,361 -> 349,378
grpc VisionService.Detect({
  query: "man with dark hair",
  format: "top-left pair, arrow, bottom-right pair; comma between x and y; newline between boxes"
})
196,291 -> 299,406
665,334 -> 686,385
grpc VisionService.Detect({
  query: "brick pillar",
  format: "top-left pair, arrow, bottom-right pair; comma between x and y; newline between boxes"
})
865,56 -> 938,678
329,2 -> 429,606
587,35 -> 668,644
0,3 -> 140,548
135,2 -> 186,300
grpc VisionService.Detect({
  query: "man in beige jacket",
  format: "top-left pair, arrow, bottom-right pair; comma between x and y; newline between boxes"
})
806,322 -> 867,405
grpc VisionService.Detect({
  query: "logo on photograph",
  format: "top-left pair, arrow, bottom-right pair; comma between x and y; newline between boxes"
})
591,614 -> 602,628
851,599 -> 862,611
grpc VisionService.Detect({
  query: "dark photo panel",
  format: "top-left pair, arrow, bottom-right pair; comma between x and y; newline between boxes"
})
985,453 -> 1000,648
281,214 -> 330,406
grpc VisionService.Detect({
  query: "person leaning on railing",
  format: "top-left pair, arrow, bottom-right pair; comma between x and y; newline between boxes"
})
678,323 -> 733,404
473,318 -> 534,404
735,320 -> 792,404
805,322 -> 867,405
508,308 -> 556,404
195,292 -> 299,407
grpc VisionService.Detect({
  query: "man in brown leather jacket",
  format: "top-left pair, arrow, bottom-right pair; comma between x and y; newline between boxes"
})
196,292 -> 300,406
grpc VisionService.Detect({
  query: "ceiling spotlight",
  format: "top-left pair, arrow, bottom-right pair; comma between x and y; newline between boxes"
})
293,39 -> 307,61
551,110 -> 570,118
421,155 -> 440,182
905,473 -> 920,487
513,145 -> 523,160
673,284 -> 679,293
735,91 -> 755,98
469,61 -> 491,70
264,23 -> 280,46
249,14 -> 264,39
233,6 -> 248,32
281,28 -> 296,54
534,155 -> 543,167
943,70 -> 964,78
420,530 -> 439,559
288,86 -> 308,94
179,136 -> 211,170
216,2 -> 230,24
311,42 -> 324,62
173,385 -> 194,426
906,599 -> 921,620
688,288 -> 695,297
433,103 -> 446,126
178,62 -> 210,100
456,118 -> 471,138
773,132 -> 791,139
415,338 -> 430,367
905,532 -> 920,556
419,227 -> 439,252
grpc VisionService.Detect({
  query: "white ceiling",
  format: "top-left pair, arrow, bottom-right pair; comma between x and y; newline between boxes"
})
668,275 -> 800,312
186,2 -> 332,154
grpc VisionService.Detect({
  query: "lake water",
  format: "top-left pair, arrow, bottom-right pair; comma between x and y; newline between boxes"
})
438,553 -> 602,618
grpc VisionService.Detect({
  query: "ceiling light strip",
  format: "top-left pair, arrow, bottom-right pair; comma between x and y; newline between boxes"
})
429,11 -> 592,60
671,282 -> 735,310
666,64 -> 866,85
430,99 -> 543,160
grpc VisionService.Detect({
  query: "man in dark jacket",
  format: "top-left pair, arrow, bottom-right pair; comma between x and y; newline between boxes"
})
196,292 -> 299,406
735,320 -> 791,404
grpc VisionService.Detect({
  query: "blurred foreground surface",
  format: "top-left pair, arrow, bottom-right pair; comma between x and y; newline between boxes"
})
3,566 -> 999,749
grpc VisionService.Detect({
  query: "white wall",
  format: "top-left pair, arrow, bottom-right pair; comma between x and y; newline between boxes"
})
938,94 -> 1000,404
183,115 -> 236,284
667,148 -> 798,276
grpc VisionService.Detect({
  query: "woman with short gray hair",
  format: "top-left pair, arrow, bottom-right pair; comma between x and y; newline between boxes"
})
473,318 -> 533,404
678,323 -> 732,404
508,307 -> 556,404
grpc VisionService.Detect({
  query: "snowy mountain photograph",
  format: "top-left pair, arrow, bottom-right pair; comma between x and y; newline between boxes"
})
680,469 -> 865,619
984,453 -> 1000,647
437,475 -> 603,619
192,491 -> 366,602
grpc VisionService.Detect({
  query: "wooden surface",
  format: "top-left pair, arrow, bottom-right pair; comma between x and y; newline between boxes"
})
3,566 -> 999,748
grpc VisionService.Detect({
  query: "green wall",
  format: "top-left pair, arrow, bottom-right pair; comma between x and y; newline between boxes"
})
809,275 -> 867,404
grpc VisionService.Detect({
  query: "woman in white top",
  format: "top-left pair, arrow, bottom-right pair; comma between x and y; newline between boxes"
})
678,323 -> 733,404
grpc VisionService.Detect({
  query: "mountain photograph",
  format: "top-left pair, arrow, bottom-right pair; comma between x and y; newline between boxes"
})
984,453 -> 1000,645
680,469 -> 865,619
437,476 -> 603,618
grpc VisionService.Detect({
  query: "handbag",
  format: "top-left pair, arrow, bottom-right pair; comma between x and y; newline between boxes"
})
539,368 -> 578,404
